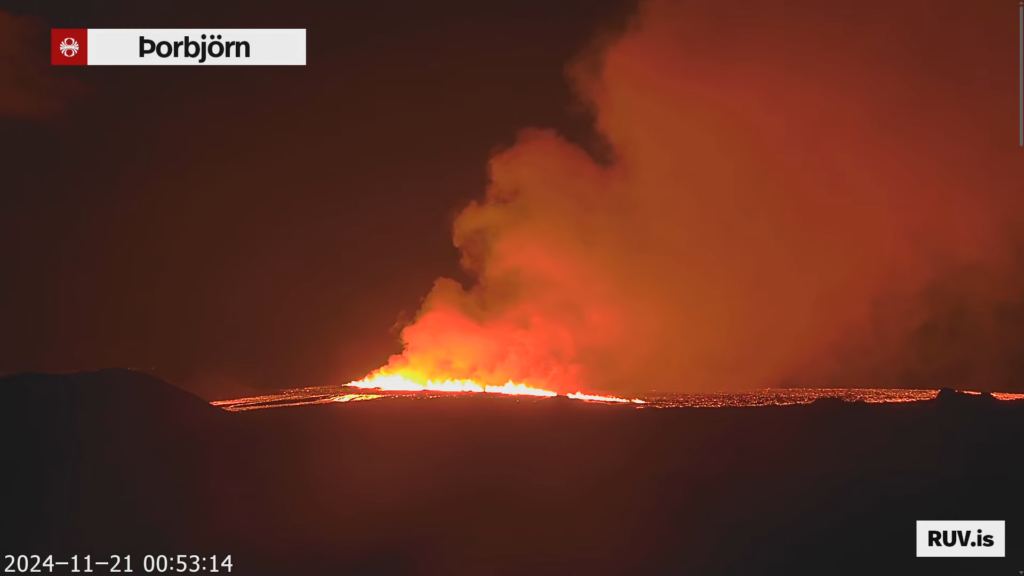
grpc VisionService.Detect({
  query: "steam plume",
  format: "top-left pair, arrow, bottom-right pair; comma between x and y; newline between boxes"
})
373,0 -> 1023,394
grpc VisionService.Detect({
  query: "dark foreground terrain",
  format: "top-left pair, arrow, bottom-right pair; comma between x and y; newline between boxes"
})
2,369 -> 1022,575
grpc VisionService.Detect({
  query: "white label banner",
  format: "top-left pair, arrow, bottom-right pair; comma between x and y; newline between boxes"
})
88,29 -> 305,65
915,520 -> 1006,557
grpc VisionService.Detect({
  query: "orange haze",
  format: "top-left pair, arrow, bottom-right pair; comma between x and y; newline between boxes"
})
367,0 -> 1023,394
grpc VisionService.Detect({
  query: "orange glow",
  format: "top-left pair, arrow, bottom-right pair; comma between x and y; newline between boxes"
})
331,394 -> 379,403
333,0 -> 1023,400
341,371 -> 656,401
485,381 -> 559,397
567,391 -> 646,404
210,391 -> 382,411
346,372 -> 557,397
211,386 -> 1023,412
991,392 -> 1024,401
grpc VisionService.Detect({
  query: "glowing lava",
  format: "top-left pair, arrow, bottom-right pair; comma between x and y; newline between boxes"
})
344,373 -> 646,402
345,373 -> 557,397
568,391 -> 647,404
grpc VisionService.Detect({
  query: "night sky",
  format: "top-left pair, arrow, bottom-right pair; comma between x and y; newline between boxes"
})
2,0 -> 1022,398
1,0 -> 637,397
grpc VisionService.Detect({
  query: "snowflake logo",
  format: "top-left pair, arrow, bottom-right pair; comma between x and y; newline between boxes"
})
59,38 -> 80,57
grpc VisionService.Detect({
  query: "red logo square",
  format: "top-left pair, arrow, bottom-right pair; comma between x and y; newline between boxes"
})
51,29 -> 88,65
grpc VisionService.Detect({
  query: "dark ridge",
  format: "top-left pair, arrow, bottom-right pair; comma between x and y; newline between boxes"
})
809,396 -> 848,407
0,370 -> 242,558
933,386 -> 999,408
2,371 -> 1022,575
0,368 -> 226,426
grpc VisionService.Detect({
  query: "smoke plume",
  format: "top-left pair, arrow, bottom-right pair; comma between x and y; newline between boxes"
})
375,0 -> 1024,394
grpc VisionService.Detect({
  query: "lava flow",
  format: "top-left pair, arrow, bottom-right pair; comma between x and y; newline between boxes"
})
346,373 -> 555,396
568,391 -> 646,404
344,372 -> 643,403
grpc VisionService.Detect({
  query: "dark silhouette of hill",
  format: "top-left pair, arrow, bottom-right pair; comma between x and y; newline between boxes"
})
2,370 -> 1023,575
0,368 -> 224,425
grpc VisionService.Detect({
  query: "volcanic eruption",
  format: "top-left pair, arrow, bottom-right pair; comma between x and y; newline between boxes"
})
346,0 -> 1023,399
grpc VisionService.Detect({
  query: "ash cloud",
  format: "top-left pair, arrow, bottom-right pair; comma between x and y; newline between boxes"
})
377,0 -> 1024,394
